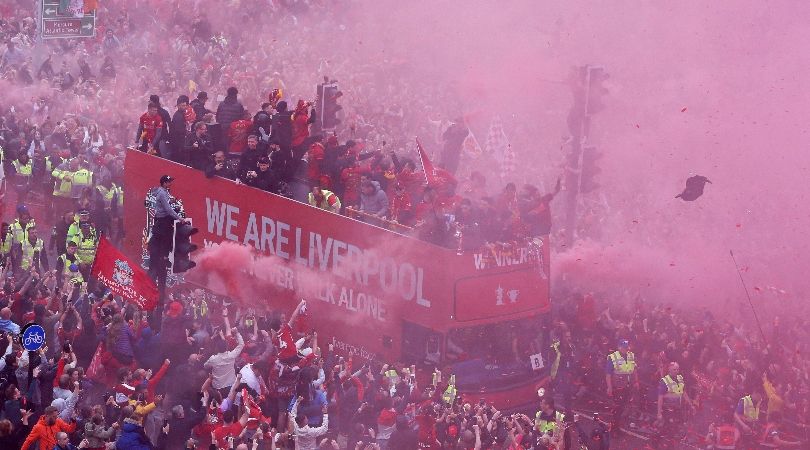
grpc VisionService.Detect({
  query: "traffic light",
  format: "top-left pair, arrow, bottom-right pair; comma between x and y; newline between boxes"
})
172,222 -> 198,273
586,66 -> 609,114
579,146 -> 603,193
320,82 -> 343,129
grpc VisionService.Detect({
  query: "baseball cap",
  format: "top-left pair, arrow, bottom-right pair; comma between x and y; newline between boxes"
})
16,204 -> 29,215
618,339 -> 630,348
160,175 -> 174,184
258,157 -> 270,164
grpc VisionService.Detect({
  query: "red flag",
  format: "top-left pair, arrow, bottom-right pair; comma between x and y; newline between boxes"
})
415,137 -> 436,185
91,236 -> 159,310
416,137 -> 457,188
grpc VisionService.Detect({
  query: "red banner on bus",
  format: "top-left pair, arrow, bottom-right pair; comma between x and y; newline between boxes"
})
123,150 -> 549,330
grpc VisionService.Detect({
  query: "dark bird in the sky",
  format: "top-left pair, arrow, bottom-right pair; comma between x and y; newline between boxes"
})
676,175 -> 712,201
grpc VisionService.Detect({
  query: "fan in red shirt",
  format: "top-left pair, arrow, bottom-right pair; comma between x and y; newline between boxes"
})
341,161 -> 371,207
228,111 -> 253,155
390,183 -> 415,226
274,300 -> 307,364
212,409 -> 248,449
307,140 -> 326,185
292,99 -> 314,148
136,102 -> 164,154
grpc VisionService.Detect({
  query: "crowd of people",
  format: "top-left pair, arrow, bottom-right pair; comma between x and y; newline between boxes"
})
0,1 -> 807,450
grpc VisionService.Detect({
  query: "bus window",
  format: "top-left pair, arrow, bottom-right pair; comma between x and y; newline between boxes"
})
402,321 -> 442,366
447,315 -> 548,391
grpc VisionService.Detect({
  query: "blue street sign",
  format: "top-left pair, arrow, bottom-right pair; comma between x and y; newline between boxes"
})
20,323 -> 46,352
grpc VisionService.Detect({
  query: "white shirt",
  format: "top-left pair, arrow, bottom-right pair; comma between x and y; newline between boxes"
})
204,333 -> 245,390
291,399 -> 328,450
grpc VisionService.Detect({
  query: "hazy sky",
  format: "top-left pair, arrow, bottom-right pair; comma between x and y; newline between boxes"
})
340,0 -> 810,311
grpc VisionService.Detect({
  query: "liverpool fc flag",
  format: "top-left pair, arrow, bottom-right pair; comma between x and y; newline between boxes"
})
91,236 -> 159,310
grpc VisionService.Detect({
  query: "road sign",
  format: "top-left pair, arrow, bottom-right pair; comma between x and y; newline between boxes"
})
41,0 -> 96,40
20,323 -> 46,352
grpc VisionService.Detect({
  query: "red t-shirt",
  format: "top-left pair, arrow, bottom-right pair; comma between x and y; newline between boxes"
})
213,422 -> 244,449
139,113 -> 163,144
275,323 -> 298,360
307,143 -> 325,183
228,119 -> 253,154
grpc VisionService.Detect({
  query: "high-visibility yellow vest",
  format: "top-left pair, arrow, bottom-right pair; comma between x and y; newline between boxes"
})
661,374 -> 685,406
76,231 -> 98,264
308,189 -> 341,210
58,253 -> 78,278
67,221 -> 94,247
97,184 -> 123,209
609,351 -> 636,375
52,166 -> 73,197
535,410 -> 565,434
70,169 -> 93,198
12,160 -> 32,178
9,220 -> 35,245
742,395 -> 759,422
442,375 -> 457,404
20,237 -> 44,270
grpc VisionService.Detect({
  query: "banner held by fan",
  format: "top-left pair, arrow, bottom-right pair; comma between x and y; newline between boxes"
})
91,236 -> 159,310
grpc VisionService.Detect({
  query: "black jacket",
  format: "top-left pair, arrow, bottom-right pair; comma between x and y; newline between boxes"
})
245,167 -> 281,194
157,107 -> 172,143
270,110 -> 294,149
185,133 -> 213,170
237,147 -> 267,180
205,160 -> 236,180
190,98 -> 210,122
215,96 -> 245,131
253,110 -> 272,136
169,109 -> 187,153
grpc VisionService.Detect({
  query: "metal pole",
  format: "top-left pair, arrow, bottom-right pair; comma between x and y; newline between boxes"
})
729,250 -> 768,345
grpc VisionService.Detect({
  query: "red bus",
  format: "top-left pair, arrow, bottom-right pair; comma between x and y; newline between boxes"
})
123,150 -> 552,409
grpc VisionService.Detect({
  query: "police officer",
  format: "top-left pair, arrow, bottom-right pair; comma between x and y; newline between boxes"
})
733,390 -> 763,442
68,158 -> 93,204
51,157 -> 79,215
75,222 -> 98,280
605,339 -> 639,429
10,152 -> 33,203
656,362 -> 696,449
67,209 -> 94,246
535,396 -> 565,439
19,223 -> 48,273
55,240 -> 80,288
9,204 -> 35,246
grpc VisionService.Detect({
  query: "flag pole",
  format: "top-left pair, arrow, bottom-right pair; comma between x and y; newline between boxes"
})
415,137 -> 430,185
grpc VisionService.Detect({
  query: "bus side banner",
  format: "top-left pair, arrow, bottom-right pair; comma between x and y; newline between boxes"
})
123,151 -> 549,328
